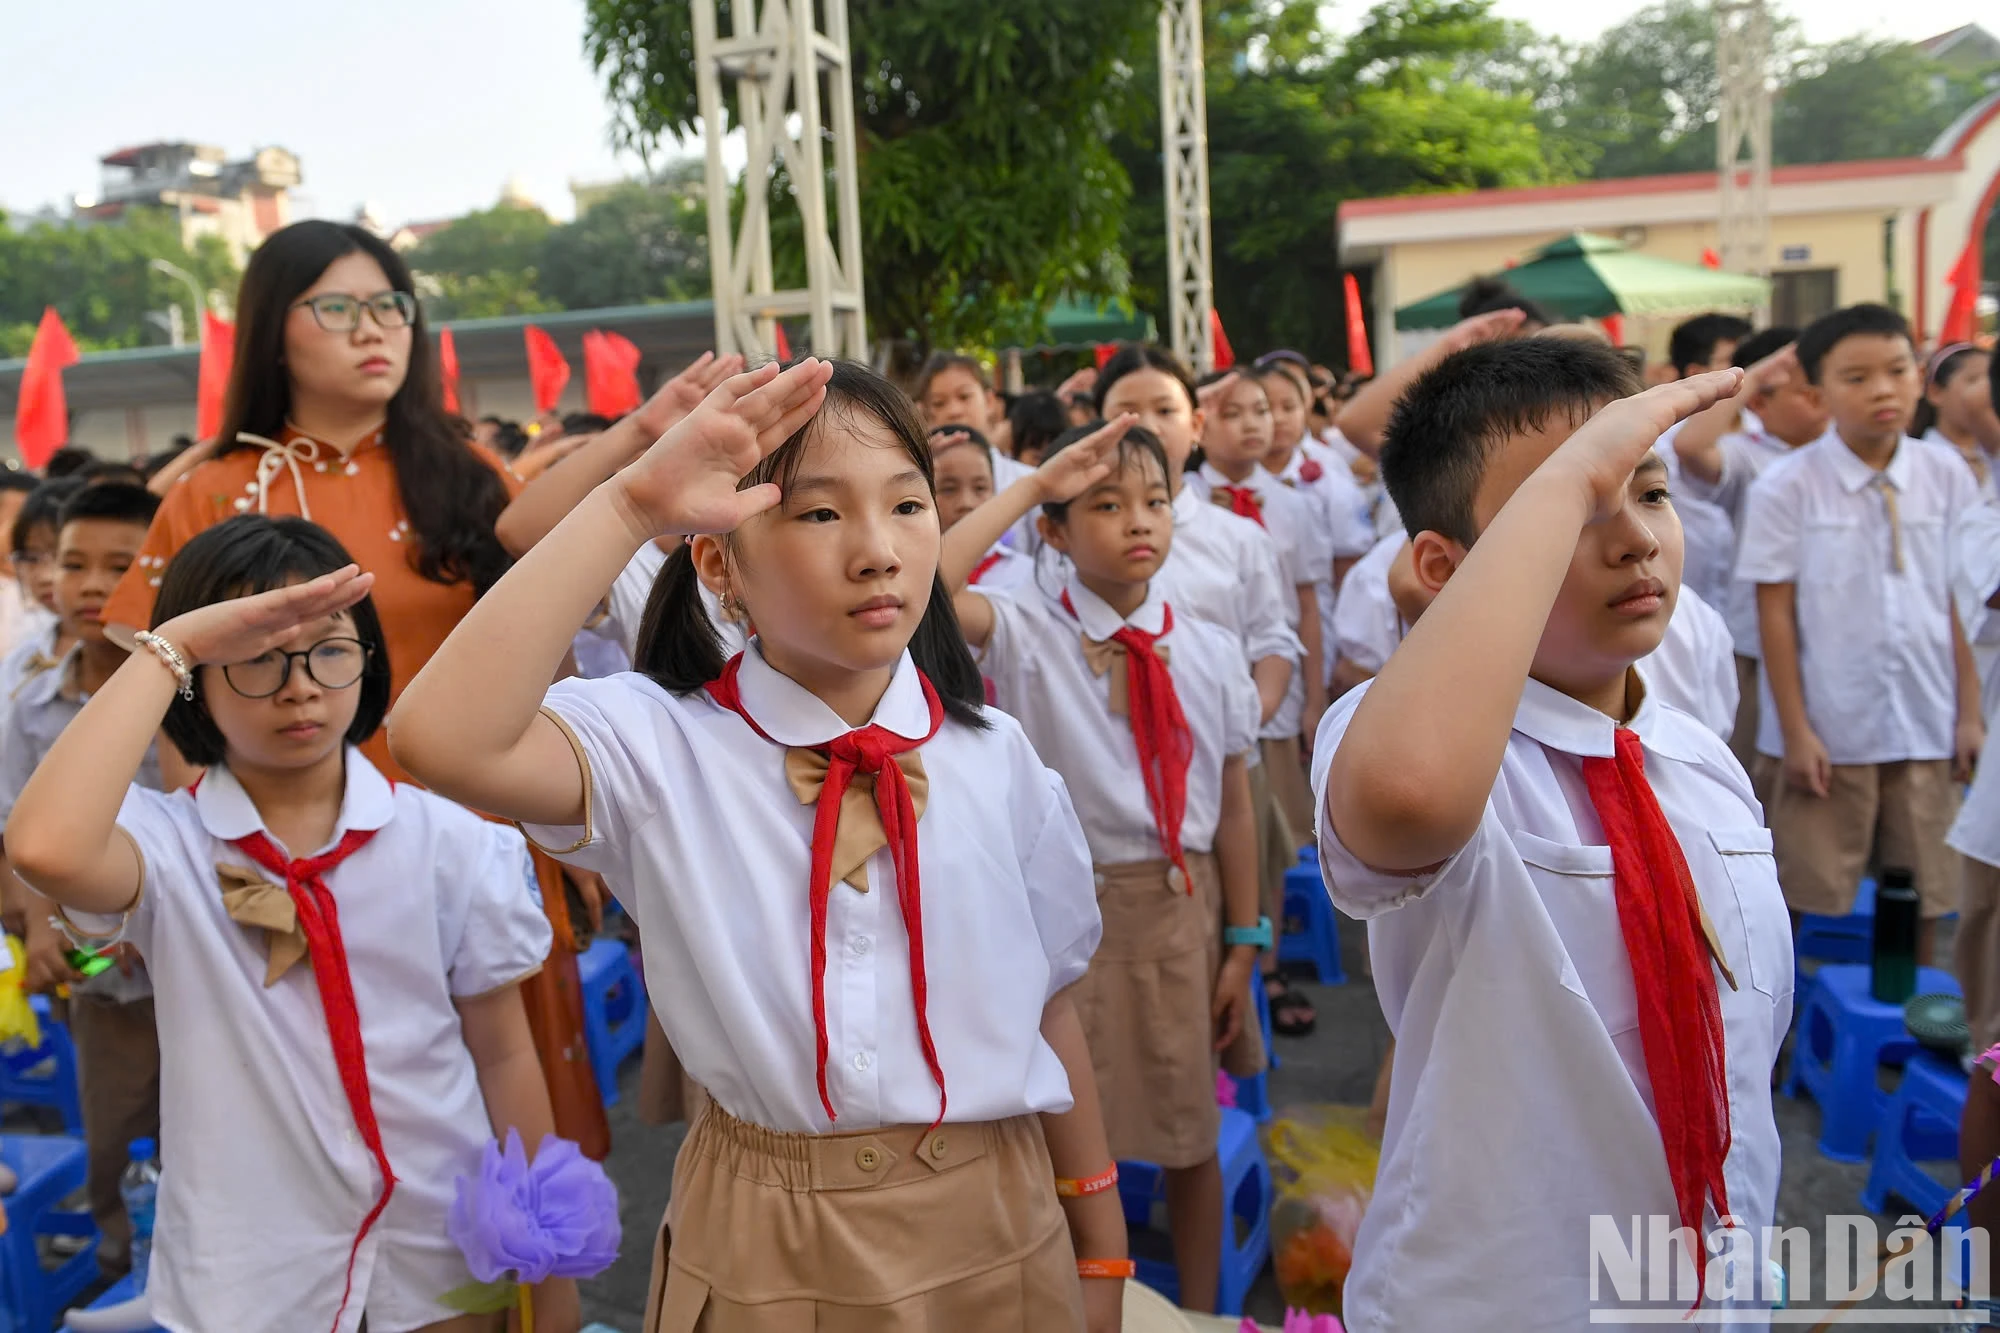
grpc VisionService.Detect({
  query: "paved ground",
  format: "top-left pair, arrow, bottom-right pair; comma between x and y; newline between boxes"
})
577,918 -> 1993,1332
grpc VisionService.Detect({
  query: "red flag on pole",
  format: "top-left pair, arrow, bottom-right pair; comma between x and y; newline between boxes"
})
1094,343 -> 1117,370
583,331 -> 643,417
1343,274 -> 1375,379
524,326 -> 570,415
1209,309 -> 1235,370
773,324 -> 793,362
1941,241 -> 1981,346
196,311 -> 236,443
14,307 -> 80,470
438,328 -> 461,414
1601,313 -> 1626,346
1700,247 -> 1723,270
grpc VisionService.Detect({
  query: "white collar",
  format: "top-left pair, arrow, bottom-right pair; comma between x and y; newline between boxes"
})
1816,425 -> 1916,493
196,746 -> 396,852
1511,674 -> 1708,766
18,643 -> 81,709
1172,477 -> 1206,520
1198,461 -> 1270,495
731,641 -> 931,746
1052,571 -> 1169,639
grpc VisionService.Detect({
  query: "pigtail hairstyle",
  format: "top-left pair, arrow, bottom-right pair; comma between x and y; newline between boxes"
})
633,360 -> 991,730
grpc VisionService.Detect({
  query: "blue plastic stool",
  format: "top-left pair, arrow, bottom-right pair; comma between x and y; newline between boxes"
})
576,937 -> 646,1108
1225,970 -> 1276,1125
1782,963 -> 1959,1162
0,1135 -> 98,1333
63,1273 -> 168,1332
1795,878 -> 1876,966
0,996 -> 84,1135
1280,854 -> 1346,986
1860,1051 -> 1967,1218
1118,1108 -> 1273,1316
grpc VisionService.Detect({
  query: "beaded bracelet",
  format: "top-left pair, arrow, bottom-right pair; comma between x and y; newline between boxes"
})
132,631 -> 194,701
1053,1164 -> 1120,1198
1076,1258 -> 1136,1280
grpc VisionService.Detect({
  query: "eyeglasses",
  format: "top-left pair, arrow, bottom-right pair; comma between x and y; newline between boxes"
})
222,638 -> 372,699
290,291 -> 417,333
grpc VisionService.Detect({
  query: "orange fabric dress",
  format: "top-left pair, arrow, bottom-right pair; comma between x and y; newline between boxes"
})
104,425 -> 611,1158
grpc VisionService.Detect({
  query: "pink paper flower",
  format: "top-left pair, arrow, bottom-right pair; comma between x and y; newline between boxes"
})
1298,459 -> 1325,484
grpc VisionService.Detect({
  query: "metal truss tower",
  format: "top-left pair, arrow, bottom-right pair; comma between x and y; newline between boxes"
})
1159,0 -> 1216,373
1715,0 -> 1773,306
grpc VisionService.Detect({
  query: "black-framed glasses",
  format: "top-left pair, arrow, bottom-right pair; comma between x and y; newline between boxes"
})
222,638 -> 372,699
291,291 -> 416,333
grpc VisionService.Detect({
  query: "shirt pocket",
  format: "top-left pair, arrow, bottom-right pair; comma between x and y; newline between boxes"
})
1709,826 -> 1792,1002
1800,517 -> 1872,599
1515,830 -> 1636,1036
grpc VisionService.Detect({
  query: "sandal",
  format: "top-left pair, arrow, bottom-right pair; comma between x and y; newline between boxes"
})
1267,978 -> 1317,1038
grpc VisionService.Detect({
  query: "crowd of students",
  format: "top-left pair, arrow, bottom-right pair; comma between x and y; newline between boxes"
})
4,209 -> 2000,1333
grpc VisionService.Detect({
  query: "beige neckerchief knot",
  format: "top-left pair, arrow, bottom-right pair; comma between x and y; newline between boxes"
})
216,862 -> 310,986
1080,633 -> 1170,717
783,747 -> 929,892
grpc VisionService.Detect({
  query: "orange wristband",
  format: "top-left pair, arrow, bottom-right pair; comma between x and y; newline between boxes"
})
1054,1164 -> 1120,1198
1076,1258 -> 1136,1280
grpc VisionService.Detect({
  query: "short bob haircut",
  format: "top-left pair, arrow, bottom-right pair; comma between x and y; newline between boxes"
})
151,515 -> 392,767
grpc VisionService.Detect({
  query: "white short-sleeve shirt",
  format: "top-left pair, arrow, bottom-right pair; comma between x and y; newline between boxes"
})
1155,483 -> 1303,670
69,752 -> 551,1333
1953,500 -> 2000,727
1638,584 -> 1738,742
1677,427 -> 1800,659
522,646 -> 1101,1134
964,542 -> 1035,594
1330,534 -> 1405,677
971,575 -> 1259,862
1309,679 -> 1789,1330
1735,430 -> 1979,762
604,539 -> 748,664
1275,440 -> 1377,690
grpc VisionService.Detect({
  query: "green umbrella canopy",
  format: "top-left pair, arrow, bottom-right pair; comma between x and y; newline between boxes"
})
1007,296 -> 1156,350
1394,232 -> 1771,330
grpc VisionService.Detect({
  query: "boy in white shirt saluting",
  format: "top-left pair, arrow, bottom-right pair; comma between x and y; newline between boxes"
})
1735,304 -> 1983,955
1312,339 -> 1789,1329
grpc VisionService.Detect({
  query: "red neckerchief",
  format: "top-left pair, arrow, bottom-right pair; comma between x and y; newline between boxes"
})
1582,726 -> 1733,1299
704,654 -> 948,1125
230,826 -> 386,1333
1211,483 -> 1265,527
1060,590 -> 1193,890
967,551 -> 1005,585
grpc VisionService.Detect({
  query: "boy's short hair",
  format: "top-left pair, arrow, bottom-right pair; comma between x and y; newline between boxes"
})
1381,338 -> 1641,547
1730,326 -> 1799,370
1038,422 -> 1172,526
11,479 -> 82,553
56,481 -> 159,535
1457,276 -> 1554,329
1668,314 -> 1754,376
1795,304 -> 1911,384
1006,391 -> 1069,461
42,447 -> 95,479
0,471 -> 40,499
79,460 -> 148,489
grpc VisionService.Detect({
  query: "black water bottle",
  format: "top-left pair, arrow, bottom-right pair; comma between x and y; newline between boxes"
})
1870,867 -> 1919,1005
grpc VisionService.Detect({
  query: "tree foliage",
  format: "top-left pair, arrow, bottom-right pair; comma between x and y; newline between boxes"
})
408,204 -> 560,320
0,211 -> 237,358
540,176 -> 710,310
583,0 -> 1158,350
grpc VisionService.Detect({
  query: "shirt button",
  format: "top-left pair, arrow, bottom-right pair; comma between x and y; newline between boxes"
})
851,936 -> 872,956
853,1051 -> 872,1072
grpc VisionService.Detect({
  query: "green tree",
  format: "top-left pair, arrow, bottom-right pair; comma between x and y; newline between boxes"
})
539,173 -> 709,310
0,210 -> 237,357
1774,39 -> 1999,164
1117,0 -> 1575,360
583,0 -> 1159,351
409,204 -> 559,320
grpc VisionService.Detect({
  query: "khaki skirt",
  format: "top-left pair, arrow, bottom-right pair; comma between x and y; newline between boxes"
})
644,1104 -> 1085,1332
1069,853 -> 1267,1169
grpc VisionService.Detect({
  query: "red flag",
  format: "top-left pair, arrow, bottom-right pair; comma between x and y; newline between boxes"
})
773,324 -> 792,362
1700,247 -> 1722,270
583,331 -> 643,417
196,311 -> 236,443
1602,313 -> 1626,346
1940,241 -> 1981,346
14,307 -> 80,470
1343,274 -> 1375,379
1094,342 -> 1117,369
438,328 -> 461,414
1209,309 -> 1235,370
524,326 -> 570,414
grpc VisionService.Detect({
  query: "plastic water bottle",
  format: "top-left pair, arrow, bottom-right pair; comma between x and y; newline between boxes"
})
119,1138 -> 160,1293
1870,867 -> 1920,1005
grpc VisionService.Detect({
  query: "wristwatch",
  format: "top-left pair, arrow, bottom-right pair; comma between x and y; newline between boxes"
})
1222,915 -> 1274,951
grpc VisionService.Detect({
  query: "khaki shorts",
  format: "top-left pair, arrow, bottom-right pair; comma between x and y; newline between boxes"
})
1956,854 -> 2000,1051
1762,757 -> 1960,917
1730,656 -> 1760,775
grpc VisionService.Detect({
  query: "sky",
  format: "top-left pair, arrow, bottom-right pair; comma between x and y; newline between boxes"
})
0,0 -> 1983,230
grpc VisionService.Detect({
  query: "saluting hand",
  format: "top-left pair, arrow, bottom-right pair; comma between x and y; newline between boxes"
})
153,566 -> 377,669
1032,414 -> 1138,506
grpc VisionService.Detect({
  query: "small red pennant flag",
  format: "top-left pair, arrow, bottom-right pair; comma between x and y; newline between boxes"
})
524,326 -> 570,414
1209,309 -> 1235,370
1601,313 -> 1626,346
196,310 -> 236,443
1094,342 -> 1117,370
774,323 -> 793,362
1941,241 -> 1981,345
439,327 -> 461,414
583,330 -> 644,417
14,307 -> 80,471
1343,274 -> 1374,379
1700,247 -> 1722,270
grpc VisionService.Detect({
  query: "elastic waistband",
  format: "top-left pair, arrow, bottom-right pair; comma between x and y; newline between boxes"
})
689,1103 -> 1042,1194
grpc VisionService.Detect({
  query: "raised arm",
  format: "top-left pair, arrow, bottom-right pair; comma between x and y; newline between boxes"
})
1672,344 -> 1798,486
1334,310 -> 1526,455
388,359 -> 833,826
1326,370 -> 1743,871
495,352 -> 743,556
6,569 -> 375,913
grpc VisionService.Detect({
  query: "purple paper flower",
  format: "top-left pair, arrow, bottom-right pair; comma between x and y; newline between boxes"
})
448,1130 -> 621,1284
